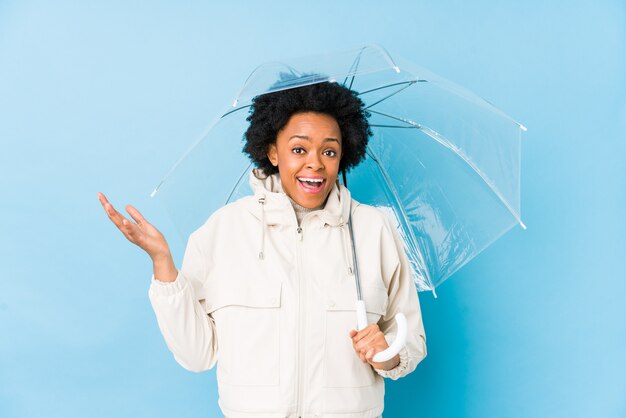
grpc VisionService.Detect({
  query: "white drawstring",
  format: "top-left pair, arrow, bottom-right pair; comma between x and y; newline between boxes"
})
258,196 -> 266,260
340,219 -> 355,276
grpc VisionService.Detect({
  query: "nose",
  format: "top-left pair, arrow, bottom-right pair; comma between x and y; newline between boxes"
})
306,152 -> 324,170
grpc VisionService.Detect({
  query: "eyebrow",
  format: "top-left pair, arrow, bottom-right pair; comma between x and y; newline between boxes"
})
288,135 -> 340,144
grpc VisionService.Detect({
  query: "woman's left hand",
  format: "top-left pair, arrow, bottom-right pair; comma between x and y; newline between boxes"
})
349,324 -> 400,371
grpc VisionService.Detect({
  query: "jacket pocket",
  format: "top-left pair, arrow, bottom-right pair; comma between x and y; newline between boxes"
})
205,280 -> 282,386
324,283 -> 388,388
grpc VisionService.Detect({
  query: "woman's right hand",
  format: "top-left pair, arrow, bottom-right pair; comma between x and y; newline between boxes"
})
97,192 -> 171,261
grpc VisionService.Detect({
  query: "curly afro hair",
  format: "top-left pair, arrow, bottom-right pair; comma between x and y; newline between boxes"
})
243,79 -> 371,176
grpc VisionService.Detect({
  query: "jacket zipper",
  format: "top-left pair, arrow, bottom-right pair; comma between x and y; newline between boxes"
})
295,225 -> 304,417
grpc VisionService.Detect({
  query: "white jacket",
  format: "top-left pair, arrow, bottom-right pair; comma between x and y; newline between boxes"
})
149,170 -> 427,418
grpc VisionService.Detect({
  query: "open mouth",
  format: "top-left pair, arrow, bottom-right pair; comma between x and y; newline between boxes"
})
297,177 -> 325,193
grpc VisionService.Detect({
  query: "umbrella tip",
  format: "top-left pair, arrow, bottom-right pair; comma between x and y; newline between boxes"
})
520,124 -> 528,132
393,66 -> 400,73
150,182 -> 163,198
520,220 -> 527,230
232,99 -> 238,107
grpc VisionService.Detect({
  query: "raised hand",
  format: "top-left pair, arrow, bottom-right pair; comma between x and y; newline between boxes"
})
97,192 -> 171,262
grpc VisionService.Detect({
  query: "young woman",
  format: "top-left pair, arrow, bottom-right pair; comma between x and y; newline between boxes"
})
98,81 -> 426,417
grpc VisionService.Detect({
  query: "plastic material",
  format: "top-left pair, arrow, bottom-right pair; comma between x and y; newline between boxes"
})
151,44 -> 525,294
356,300 -> 369,330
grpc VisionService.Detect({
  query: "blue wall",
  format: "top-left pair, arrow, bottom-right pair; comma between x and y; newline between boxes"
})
1,1 -> 624,417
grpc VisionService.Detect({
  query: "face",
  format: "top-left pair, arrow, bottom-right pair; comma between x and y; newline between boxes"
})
267,112 -> 342,209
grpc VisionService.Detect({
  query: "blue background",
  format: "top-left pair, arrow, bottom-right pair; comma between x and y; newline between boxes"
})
1,1 -> 625,417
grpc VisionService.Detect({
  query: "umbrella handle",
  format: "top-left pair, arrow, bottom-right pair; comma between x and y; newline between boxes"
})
356,300 -> 408,363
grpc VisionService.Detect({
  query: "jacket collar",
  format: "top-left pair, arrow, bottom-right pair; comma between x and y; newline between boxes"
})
247,168 -> 353,227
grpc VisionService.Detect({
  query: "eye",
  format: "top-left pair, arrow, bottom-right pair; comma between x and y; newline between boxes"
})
324,149 -> 338,157
292,147 -> 305,155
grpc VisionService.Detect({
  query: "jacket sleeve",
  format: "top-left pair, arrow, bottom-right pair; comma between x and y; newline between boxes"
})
148,232 -> 218,372
374,219 -> 427,380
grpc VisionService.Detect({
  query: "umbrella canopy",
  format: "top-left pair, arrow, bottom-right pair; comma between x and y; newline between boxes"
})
151,45 -> 526,296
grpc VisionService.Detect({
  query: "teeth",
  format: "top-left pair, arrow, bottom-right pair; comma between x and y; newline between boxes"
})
298,178 -> 323,183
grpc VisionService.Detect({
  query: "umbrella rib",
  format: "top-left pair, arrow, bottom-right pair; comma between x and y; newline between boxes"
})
417,126 -> 525,228
226,162 -> 254,205
368,110 -> 419,127
366,146 -> 436,295
151,104 -> 255,199
369,124 -> 417,129
151,107 -> 243,198
221,104 -> 252,118
344,46 -> 366,89
232,63 -> 304,106
364,81 -> 417,110
358,80 -> 424,97
370,110 -> 524,228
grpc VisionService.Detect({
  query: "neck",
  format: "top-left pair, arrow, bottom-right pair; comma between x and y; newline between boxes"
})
287,196 -> 323,226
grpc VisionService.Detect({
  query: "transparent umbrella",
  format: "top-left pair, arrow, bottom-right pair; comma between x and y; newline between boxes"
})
151,44 -> 526,300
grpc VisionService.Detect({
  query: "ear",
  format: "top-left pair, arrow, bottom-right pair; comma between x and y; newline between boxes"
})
267,143 -> 278,167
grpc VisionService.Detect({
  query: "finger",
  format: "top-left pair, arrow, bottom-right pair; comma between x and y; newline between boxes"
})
350,334 -> 368,355
355,333 -> 380,352
102,200 -> 118,219
125,205 -> 147,226
118,218 -> 145,246
98,192 -> 112,213
351,328 -> 370,344
98,193 -> 130,224
98,194 -> 146,246
103,201 -> 133,230
105,203 -> 123,222
97,192 -> 115,215
352,326 -> 376,345
98,193 -> 118,216
97,191 -> 112,205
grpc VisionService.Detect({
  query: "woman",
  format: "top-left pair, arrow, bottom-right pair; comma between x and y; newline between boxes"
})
98,81 -> 426,417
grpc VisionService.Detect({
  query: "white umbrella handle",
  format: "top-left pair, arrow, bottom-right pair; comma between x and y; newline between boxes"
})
356,300 -> 408,363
